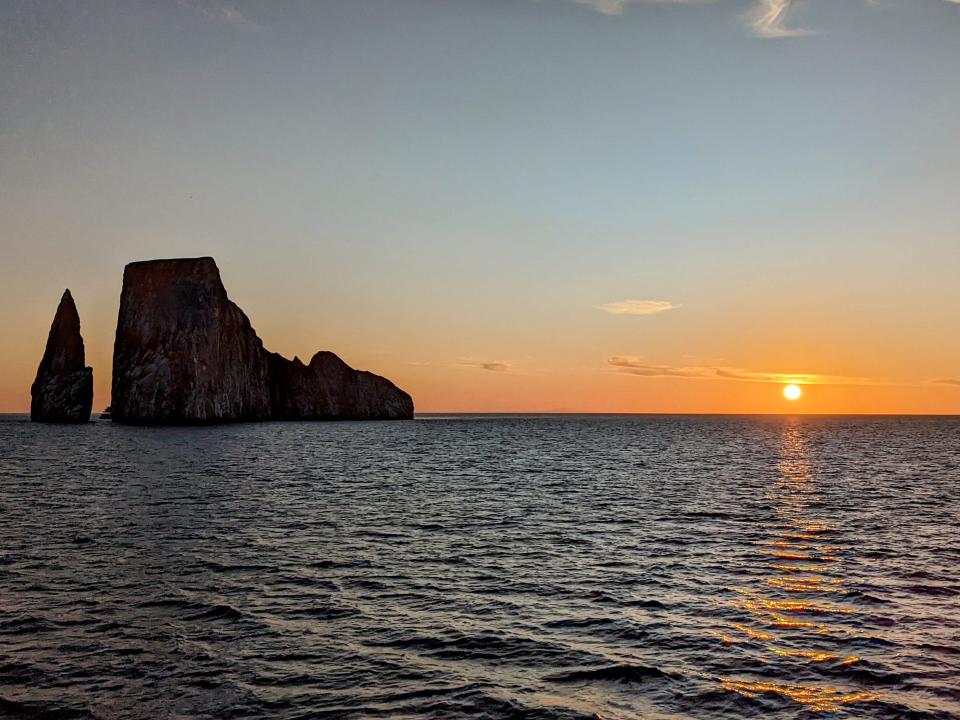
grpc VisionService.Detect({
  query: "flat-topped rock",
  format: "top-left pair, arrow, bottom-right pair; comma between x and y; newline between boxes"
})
31,290 -> 93,423
111,257 -> 272,424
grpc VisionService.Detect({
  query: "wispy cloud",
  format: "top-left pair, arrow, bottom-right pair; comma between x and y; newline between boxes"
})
933,378 -> 960,386
459,360 -> 512,372
749,0 -> 810,38
608,357 -> 875,385
572,0 -> 705,16
407,359 -> 513,372
180,0 -> 257,29
568,0 -> 817,38
597,299 -> 682,316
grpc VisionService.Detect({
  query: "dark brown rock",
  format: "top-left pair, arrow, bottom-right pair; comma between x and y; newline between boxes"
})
31,290 -> 94,423
111,257 -> 272,424
111,257 -> 413,424
268,351 -> 414,420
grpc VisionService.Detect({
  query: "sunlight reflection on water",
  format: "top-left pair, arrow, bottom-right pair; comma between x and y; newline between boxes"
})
721,421 -> 879,713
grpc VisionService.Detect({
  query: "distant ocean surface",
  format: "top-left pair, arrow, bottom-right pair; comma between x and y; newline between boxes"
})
1,414 -> 958,720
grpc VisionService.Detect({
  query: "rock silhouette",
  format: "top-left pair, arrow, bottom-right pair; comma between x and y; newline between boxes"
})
268,351 -> 414,420
31,290 -> 94,423
111,258 -> 272,423
111,257 -> 413,424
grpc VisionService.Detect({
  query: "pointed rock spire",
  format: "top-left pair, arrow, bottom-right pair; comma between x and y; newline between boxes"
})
30,289 -> 94,423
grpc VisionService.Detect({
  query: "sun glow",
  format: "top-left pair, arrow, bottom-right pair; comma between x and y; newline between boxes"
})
783,384 -> 802,401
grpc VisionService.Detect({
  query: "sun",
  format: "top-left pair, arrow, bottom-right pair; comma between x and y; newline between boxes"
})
783,384 -> 802,401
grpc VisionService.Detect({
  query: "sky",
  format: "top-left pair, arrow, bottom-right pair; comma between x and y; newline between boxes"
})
1,0 -> 958,414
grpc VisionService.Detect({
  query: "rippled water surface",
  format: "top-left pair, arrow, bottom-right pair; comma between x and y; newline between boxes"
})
1,414 -> 958,719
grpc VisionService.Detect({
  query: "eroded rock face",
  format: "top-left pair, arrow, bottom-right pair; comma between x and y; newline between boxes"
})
268,351 -> 414,420
111,257 -> 413,424
111,258 -> 272,424
31,290 -> 94,423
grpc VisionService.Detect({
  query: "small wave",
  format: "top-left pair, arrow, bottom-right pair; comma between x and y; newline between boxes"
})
595,559 -> 633,568
0,695 -> 96,719
903,584 -> 959,598
196,559 -> 275,573
370,629 -> 587,664
546,663 -> 670,684
276,574 -> 339,590
843,590 -> 891,604
0,661 -> 42,684
289,604 -> 360,620
826,659 -> 906,686
897,569 -> 943,581
182,603 -> 245,622
920,642 -> 960,656
308,559 -> 374,569
544,617 -> 616,629
137,597 -> 251,624
0,616 -> 57,635
138,597 -> 203,609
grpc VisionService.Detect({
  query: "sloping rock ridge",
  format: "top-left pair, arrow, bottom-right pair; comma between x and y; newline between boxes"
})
31,290 -> 94,423
268,351 -> 414,420
111,257 -> 413,424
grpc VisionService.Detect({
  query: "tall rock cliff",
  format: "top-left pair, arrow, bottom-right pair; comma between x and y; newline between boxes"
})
111,258 -> 273,424
111,257 -> 413,424
31,290 -> 94,423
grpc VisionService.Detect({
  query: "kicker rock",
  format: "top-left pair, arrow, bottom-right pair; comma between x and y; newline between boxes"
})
110,257 -> 413,424
31,290 -> 94,423
111,257 -> 272,424
268,351 -> 414,420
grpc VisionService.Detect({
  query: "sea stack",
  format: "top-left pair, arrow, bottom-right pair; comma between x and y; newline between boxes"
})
111,258 -> 273,424
31,290 -> 94,423
111,257 -> 413,424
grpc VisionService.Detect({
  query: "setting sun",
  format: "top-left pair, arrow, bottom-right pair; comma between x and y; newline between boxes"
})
783,384 -> 803,401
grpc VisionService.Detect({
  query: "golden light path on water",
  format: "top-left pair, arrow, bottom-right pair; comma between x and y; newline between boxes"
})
719,421 -> 880,713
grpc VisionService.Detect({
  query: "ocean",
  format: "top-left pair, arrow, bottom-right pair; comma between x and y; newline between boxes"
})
0,414 -> 958,719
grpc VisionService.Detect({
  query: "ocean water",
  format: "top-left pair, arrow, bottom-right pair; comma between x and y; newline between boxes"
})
0,414 -> 958,720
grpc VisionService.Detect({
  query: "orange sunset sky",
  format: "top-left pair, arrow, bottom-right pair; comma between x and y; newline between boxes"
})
1,1 -> 958,414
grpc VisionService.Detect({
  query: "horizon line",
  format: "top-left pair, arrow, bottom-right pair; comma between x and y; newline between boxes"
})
2,412 -> 958,418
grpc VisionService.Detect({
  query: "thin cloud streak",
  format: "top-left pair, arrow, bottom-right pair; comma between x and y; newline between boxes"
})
572,0 -> 705,16
598,299 -> 682,316
608,357 -> 875,385
565,0 -> 958,37
568,0 -> 821,38
180,0 -> 258,29
750,0 -> 809,38
459,360 -> 512,372
407,359 -> 513,372
933,378 -> 960,386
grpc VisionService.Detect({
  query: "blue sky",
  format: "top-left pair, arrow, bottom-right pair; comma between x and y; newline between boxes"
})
1,0 -> 958,412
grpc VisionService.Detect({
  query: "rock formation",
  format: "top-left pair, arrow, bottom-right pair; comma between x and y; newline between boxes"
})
111,257 -> 413,424
268,351 -> 414,420
111,258 -> 272,424
31,290 -> 94,423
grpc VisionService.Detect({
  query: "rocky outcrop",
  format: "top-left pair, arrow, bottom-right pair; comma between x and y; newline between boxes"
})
111,258 -> 272,424
268,351 -> 414,420
31,290 -> 94,423
111,257 -> 413,424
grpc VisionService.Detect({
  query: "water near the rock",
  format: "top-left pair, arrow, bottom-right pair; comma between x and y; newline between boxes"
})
1,415 -> 958,719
